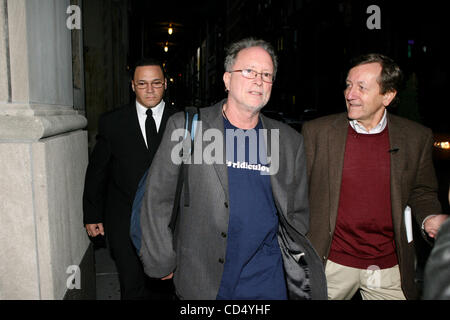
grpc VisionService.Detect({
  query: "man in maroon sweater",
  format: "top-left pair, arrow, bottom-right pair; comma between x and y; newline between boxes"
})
302,53 -> 448,300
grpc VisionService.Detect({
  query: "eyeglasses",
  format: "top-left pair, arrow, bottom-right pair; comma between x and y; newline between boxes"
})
229,69 -> 274,83
134,80 -> 164,89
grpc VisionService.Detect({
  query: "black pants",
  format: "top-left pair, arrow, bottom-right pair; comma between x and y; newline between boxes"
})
106,228 -> 176,300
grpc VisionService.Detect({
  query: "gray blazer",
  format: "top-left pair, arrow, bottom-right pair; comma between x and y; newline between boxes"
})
139,100 -> 327,300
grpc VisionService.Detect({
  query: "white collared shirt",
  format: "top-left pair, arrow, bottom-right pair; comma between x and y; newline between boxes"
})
349,109 -> 387,134
136,99 -> 165,148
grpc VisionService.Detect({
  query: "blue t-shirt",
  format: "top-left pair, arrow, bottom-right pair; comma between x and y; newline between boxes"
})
216,117 -> 287,300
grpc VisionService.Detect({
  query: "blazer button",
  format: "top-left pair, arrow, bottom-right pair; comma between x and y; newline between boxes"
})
224,202 -> 229,208
221,232 -> 227,238
218,258 -> 224,264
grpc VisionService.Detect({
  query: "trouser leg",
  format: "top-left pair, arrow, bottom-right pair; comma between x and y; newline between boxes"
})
109,236 -> 149,300
325,260 -> 360,300
360,265 -> 406,300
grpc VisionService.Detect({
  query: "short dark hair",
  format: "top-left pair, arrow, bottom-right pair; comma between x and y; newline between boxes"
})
131,57 -> 165,80
349,53 -> 403,106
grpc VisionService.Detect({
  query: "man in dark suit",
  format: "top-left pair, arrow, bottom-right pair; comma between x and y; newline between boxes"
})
302,53 -> 448,300
83,58 -> 177,299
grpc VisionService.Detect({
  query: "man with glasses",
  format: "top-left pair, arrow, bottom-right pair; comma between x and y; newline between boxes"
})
83,58 -> 177,299
138,38 -> 327,299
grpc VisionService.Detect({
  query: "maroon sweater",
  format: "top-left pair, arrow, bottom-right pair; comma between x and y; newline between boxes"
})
328,125 -> 398,269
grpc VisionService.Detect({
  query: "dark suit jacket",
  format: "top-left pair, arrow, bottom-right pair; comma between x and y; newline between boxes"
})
139,100 -> 327,300
302,112 -> 442,299
83,102 -> 177,240
423,216 -> 450,299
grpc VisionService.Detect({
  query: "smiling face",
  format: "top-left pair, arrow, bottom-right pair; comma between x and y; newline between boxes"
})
223,46 -> 274,114
131,65 -> 167,108
344,62 -> 396,130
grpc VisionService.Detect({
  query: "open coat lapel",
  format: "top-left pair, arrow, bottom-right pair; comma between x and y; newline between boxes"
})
387,114 -> 407,238
201,101 -> 229,201
261,116 -> 288,217
262,113 -> 327,300
328,114 -> 348,235
158,104 -> 172,141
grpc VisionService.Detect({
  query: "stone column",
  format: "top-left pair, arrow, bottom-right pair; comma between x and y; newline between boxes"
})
0,0 -> 91,299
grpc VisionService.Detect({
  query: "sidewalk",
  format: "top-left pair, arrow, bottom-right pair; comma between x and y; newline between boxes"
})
94,246 -> 120,300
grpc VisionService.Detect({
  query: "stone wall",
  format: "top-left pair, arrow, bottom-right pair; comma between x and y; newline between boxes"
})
0,0 -> 91,299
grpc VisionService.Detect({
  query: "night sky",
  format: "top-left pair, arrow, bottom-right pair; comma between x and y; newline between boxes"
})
126,0 -> 449,135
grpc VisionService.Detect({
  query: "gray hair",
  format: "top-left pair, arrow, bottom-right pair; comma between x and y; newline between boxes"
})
224,38 -> 278,79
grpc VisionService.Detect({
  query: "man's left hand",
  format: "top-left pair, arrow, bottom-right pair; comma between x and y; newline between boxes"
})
424,214 -> 449,238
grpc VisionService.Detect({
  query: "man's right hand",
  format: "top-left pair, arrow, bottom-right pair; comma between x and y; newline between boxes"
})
85,223 -> 105,237
162,272 -> 174,280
